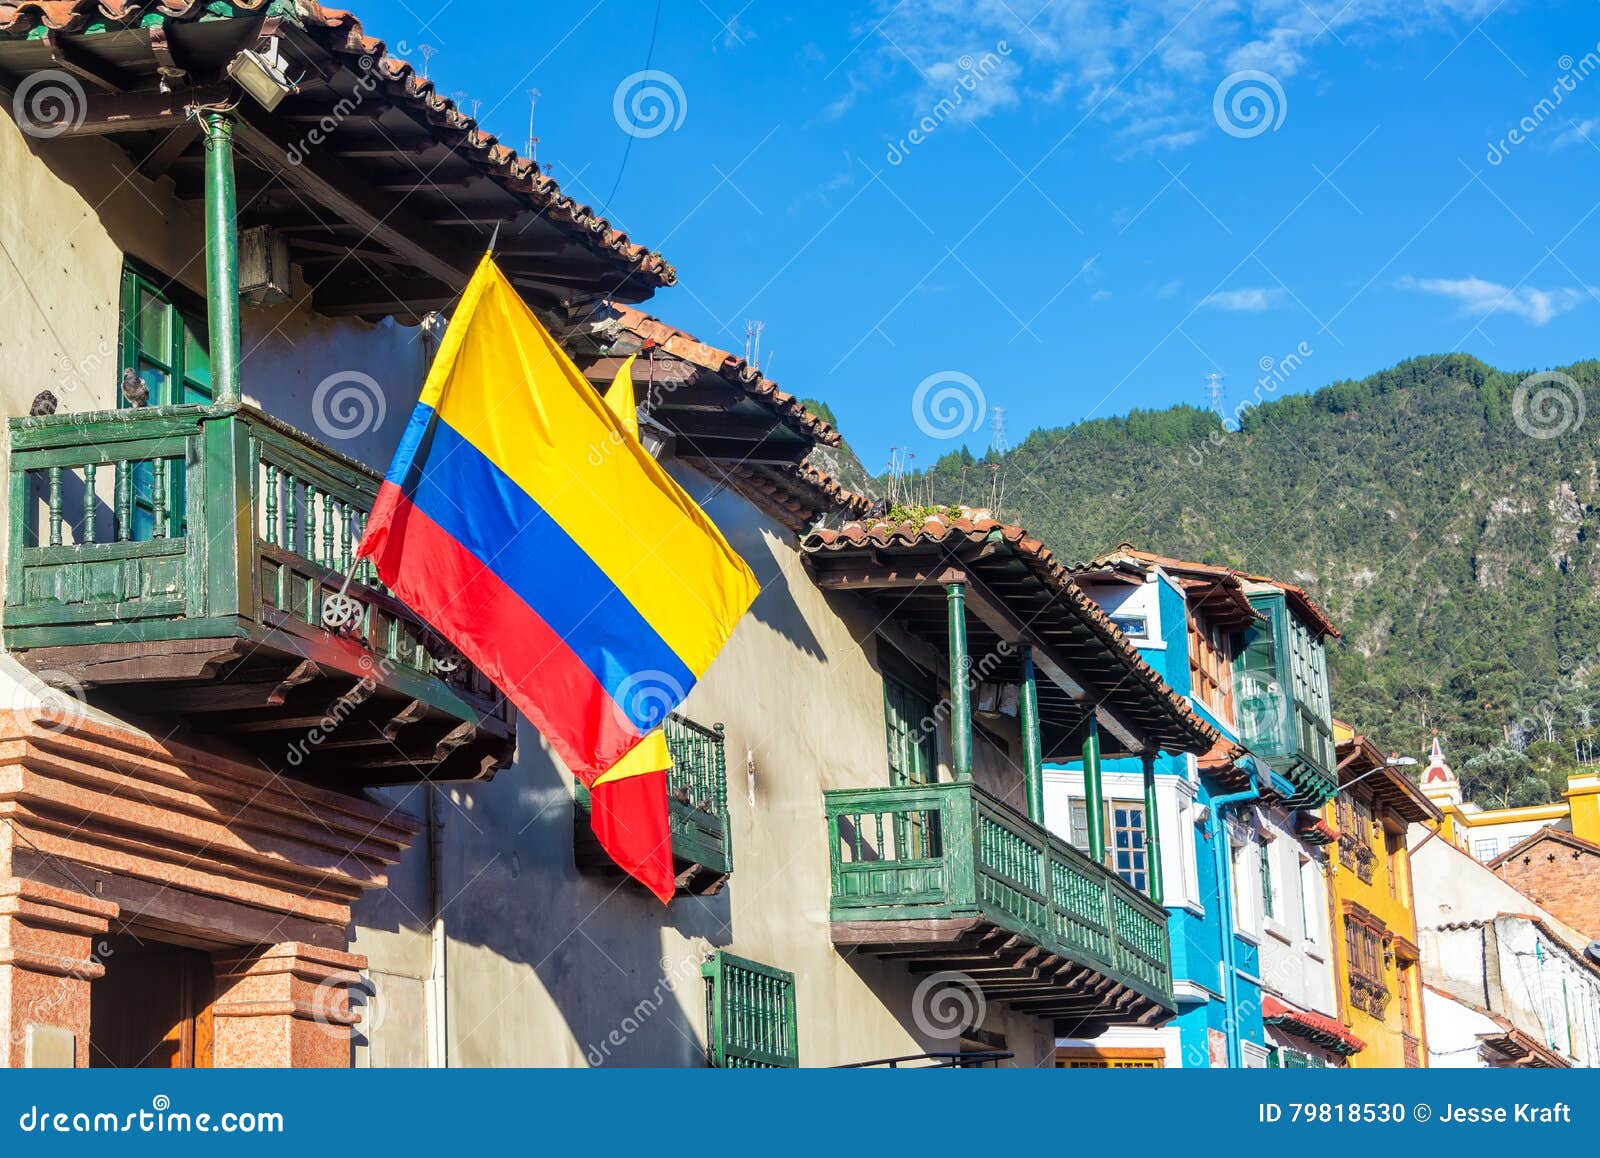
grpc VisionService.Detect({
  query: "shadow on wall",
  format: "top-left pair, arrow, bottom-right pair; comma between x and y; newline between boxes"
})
353,718 -> 735,1066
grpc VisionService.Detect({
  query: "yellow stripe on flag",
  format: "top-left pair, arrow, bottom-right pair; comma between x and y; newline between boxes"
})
419,259 -> 758,678
603,354 -> 640,440
593,729 -> 672,787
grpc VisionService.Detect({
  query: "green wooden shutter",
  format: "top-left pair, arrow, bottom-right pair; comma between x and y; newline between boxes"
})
702,952 -> 797,1068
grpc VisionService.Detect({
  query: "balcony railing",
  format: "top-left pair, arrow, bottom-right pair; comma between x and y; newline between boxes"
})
575,712 -> 731,894
824,781 -> 1174,1026
4,402 -> 512,784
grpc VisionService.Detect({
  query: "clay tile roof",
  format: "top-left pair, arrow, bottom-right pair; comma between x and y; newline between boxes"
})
1236,570 -> 1341,639
725,462 -> 870,532
1488,825 -> 1600,869
0,1 -> 674,288
803,510 -> 1220,755
1261,995 -> 1366,1055
604,304 -> 840,447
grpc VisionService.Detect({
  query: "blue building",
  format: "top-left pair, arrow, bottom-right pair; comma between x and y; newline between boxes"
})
1046,547 -> 1348,1068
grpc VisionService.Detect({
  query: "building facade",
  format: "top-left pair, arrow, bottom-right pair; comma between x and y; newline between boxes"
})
1412,835 -> 1600,1067
1325,721 -> 1439,1068
1050,550 -> 1350,1067
0,2 -> 1222,1068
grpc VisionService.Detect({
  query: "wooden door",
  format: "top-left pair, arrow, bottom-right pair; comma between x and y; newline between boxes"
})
89,936 -> 214,1068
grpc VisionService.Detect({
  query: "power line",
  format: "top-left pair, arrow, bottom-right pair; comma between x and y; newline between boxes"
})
601,0 -> 666,216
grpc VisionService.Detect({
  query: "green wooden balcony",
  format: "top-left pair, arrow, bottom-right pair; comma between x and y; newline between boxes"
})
825,781 -> 1175,1035
4,402 -> 513,785
575,713 -> 731,895
1235,590 -> 1338,807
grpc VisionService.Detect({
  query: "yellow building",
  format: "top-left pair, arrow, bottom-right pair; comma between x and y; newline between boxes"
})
1419,737 -> 1600,860
1325,722 -> 1443,1068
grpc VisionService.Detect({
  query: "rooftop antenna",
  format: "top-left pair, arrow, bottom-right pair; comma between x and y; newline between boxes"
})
744,320 -> 765,371
418,44 -> 437,81
1203,371 -> 1225,416
526,88 -> 542,163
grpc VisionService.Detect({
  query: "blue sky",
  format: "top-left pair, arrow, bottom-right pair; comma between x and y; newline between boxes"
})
360,0 -> 1599,469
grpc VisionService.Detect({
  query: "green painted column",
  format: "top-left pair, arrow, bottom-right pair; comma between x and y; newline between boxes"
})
946,582 -> 972,780
1020,646 -> 1044,822
201,109 -> 241,403
1083,716 -> 1106,864
1142,751 -> 1164,904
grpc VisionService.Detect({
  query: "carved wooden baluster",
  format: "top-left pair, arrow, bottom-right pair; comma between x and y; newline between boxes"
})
115,460 -> 130,542
304,484 -> 318,563
47,466 -> 62,547
339,502 -> 353,576
151,458 -> 167,539
321,491 -> 334,569
82,463 -> 96,544
264,463 -> 279,546
284,471 -> 298,555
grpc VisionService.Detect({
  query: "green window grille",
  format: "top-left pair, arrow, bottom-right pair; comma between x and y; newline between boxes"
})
702,951 -> 797,1068
1267,1046 -> 1324,1068
1259,838 -> 1275,920
118,262 -> 211,539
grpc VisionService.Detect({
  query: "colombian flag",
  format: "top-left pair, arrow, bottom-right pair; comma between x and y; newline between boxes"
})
356,256 -> 760,902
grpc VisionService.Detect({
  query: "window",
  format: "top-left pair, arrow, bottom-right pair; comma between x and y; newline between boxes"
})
121,263 -> 213,408
1187,613 -> 1234,721
119,263 -> 211,539
883,673 -> 939,858
1472,837 -> 1500,862
1069,799 -> 1090,852
1344,916 -> 1390,1016
1109,802 -> 1149,893
1110,614 -> 1149,640
1299,856 -> 1321,944
701,952 -> 797,1068
1259,838 -> 1275,921
1056,1049 -> 1164,1068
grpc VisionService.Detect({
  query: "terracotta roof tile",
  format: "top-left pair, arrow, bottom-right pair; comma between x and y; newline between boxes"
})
0,1 -> 674,288
1261,995 -> 1365,1055
804,510 -> 1220,754
602,304 -> 840,446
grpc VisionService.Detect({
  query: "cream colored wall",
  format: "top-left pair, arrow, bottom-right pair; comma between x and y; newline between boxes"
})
351,465 -> 1051,1067
0,116 -> 1054,1067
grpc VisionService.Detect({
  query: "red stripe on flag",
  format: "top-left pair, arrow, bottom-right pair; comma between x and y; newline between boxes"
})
589,768 -> 675,905
359,482 -> 640,779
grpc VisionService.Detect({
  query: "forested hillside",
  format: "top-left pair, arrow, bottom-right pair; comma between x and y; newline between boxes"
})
891,354 -> 1600,805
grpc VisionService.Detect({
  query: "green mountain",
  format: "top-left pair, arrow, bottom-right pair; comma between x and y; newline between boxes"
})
901,354 -> 1600,803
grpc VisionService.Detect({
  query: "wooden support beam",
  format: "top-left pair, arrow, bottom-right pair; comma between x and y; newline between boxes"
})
958,570 -> 1148,754
233,110 -> 477,291
136,122 -> 201,181
44,32 -> 132,93
33,85 -> 231,136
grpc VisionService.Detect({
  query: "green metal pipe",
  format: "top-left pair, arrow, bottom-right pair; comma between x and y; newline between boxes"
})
1083,716 -> 1106,864
202,109 -> 241,403
1020,646 -> 1044,821
946,582 -> 972,780
1142,751 -> 1164,904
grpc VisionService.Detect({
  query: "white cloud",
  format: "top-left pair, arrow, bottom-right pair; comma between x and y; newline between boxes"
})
1397,275 -> 1592,326
1200,287 -> 1285,312
861,1 -> 1509,146
1552,118 -> 1598,150
1091,289 -> 1113,302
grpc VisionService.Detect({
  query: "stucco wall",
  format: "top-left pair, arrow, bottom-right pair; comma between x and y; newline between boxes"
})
350,464 -> 1053,1068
